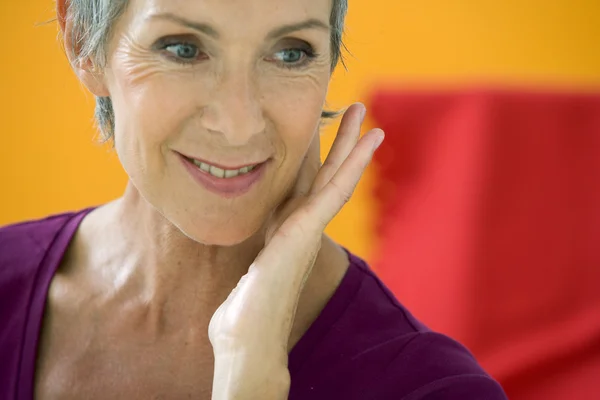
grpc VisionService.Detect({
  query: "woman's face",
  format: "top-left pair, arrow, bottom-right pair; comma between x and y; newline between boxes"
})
100,0 -> 333,245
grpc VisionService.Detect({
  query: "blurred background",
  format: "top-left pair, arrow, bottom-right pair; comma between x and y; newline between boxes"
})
1,1 -> 600,399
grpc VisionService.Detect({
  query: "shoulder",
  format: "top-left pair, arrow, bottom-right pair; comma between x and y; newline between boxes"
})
0,209 -> 90,308
0,210 -> 89,395
0,209 -> 94,318
0,211 -> 86,274
372,332 -> 507,399
291,252 -> 507,399
350,254 -> 507,398
0,208 -> 95,288
0,213 -> 77,255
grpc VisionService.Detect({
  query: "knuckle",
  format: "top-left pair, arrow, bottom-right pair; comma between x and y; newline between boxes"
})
331,180 -> 353,204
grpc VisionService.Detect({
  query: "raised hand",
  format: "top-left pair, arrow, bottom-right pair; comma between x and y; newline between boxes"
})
208,103 -> 384,399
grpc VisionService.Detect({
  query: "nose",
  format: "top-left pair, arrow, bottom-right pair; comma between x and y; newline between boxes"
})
201,67 -> 266,146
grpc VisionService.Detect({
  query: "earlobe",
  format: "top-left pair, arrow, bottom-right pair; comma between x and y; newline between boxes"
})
68,34 -> 111,98
57,0 -> 110,97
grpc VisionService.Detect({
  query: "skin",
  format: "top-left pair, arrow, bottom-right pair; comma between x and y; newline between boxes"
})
36,0 -> 383,398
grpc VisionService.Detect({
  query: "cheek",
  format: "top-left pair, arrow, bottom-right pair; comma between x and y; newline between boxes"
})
110,66 -> 204,143
261,71 -> 329,153
263,69 -> 329,114
106,65 -> 207,204
107,61 -> 211,175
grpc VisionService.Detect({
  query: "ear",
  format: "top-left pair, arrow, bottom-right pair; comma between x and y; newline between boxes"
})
57,0 -> 110,97
56,0 -> 68,32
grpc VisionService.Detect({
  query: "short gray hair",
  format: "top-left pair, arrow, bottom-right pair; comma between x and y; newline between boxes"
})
65,0 -> 349,142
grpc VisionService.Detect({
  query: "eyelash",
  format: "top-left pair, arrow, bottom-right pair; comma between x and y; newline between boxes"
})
158,40 -> 318,69
273,47 -> 318,70
157,41 -> 202,65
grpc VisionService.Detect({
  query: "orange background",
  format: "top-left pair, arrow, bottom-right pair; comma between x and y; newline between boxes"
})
2,1 -> 600,261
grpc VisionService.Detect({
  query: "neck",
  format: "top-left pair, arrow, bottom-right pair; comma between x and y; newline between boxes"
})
81,181 -> 350,348
95,183 -> 267,307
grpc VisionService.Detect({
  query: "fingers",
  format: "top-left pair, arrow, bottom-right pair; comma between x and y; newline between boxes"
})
270,130 -> 320,236
307,128 -> 384,229
310,103 -> 365,195
259,128 -> 383,277
251,125 -> 383,309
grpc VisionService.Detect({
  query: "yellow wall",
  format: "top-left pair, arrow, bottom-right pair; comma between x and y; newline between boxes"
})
2,1 -> 600,260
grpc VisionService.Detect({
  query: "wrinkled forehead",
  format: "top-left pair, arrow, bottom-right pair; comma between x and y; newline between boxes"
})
123,0 -> 333,38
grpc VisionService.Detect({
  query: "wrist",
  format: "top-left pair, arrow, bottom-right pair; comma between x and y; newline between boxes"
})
212,350 -> 290,400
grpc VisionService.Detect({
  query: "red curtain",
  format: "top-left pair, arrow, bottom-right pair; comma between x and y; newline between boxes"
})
369,89 -> 600,400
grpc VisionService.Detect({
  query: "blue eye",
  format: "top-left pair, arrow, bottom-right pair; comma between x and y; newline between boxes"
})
269,46 -> 317,70
275,49 -> 306,64
164,43 -> 200,60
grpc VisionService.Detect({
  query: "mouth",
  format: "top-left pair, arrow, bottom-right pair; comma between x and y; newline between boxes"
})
176,152 -> 269,198
184,157 -> 260,179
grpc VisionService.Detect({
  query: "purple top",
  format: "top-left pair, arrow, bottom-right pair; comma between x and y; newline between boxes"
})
0,209 -> 507,399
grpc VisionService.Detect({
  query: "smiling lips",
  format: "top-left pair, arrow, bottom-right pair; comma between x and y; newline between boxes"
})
189,158 -> 258,179
178,152 -> 267,197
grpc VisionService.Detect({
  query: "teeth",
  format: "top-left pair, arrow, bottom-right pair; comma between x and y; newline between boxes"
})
224,169 -> 239,178
209,166 -> 225,178
191,159 -> 258,179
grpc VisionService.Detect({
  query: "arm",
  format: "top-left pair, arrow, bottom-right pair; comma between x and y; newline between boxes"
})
208,103 -> 384,399
212,350 -> 291,399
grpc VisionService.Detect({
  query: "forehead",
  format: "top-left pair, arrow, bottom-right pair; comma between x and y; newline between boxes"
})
128,0 -> 332,33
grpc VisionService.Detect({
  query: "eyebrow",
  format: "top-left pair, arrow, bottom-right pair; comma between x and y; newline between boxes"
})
147,13 -> 330,40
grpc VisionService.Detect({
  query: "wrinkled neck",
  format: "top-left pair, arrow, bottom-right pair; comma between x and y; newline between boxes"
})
104,181 -> 266,305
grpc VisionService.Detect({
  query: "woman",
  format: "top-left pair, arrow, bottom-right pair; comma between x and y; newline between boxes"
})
0,0 -> 507,398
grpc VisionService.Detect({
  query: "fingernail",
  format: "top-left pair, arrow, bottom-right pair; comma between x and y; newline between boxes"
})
373,134 -> 384,151
360,105 -> 367,122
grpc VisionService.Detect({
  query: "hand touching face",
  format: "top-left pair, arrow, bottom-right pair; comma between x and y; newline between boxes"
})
208,103 -> 384,398
86,0 -> 334,245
